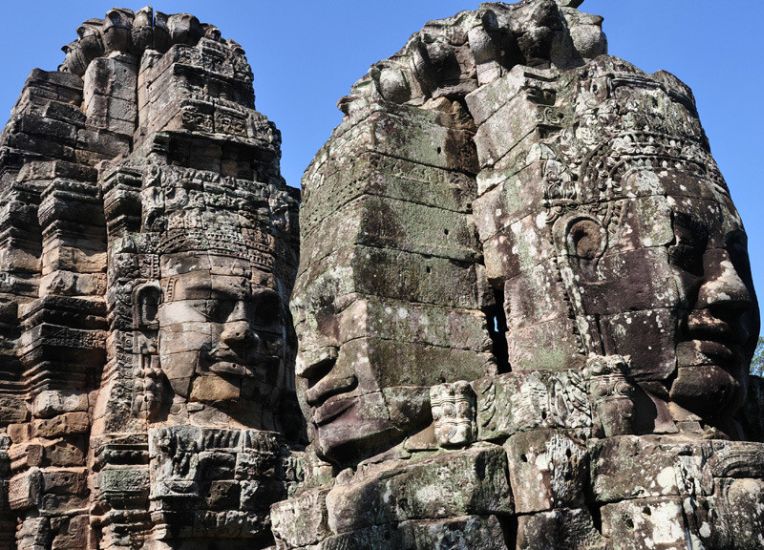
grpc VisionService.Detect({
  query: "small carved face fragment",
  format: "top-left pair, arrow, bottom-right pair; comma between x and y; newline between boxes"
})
430,381 -> 476,447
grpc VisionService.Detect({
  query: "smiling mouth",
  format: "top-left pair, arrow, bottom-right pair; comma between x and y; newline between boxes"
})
304,369 -> 359,427
305,374 -> 357,405
313,396 -> 356,426
693,339 -> 737,362
682,310 -> 749,369
679,336 -> 743,371
206,352 -> 280,376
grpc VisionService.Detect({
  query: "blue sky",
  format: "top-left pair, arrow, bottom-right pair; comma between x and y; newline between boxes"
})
0,1 -> 761,319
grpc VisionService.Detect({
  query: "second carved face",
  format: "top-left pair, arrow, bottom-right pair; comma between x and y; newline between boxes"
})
157,252 -> 286,422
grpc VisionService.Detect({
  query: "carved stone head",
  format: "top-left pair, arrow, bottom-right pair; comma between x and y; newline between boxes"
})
156,248 -> 285,418
101,8 -> 134,54
123,163 -> 298,431
472,57 -> 759,432
291,257 -> 490,465
291,107 -> 493,465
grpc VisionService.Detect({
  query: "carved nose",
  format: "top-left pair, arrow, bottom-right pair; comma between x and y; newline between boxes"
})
696,257 -> 751,313
220,320 -> 254,345
296,346 -> 338,380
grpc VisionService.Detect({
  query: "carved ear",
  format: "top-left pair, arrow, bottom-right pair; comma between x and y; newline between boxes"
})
554,214 -> 607,262
567,218 -> 606,260
133,282 -> 161,330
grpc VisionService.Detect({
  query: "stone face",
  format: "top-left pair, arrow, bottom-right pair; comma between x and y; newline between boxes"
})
0,8 -> 300,549
274,1 -> 762,549
430,381 -> 477,447
0,2 -> 762,550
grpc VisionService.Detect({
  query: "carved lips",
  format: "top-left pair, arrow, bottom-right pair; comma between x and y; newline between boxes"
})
313,396 -> 356,427
681,288 -> 754,373
205,344 -> 281,377
680,320 -> 746,371
306,371 -> 359,426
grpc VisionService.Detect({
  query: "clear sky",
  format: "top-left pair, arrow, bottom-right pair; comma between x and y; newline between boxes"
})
0,1 -> 761,320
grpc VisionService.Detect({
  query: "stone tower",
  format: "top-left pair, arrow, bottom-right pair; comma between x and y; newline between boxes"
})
0,2 -> 761,550
274,0 -> 764,548
0,8 -> 301,550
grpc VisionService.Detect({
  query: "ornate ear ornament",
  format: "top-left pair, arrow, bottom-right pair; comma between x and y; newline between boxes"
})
132,282 -> 161,331
552,213 -> 608,264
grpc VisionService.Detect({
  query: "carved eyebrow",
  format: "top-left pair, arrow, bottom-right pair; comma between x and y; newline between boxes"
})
184,280 -> 213,291
209,287 -> 249,301
672,212 -> 708,244
178,281 -> 214,297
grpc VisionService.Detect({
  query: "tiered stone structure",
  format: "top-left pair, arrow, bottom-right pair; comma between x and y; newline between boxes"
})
0,8 -> 301,550
0,2 -> 762,549
274,1 -> 764,549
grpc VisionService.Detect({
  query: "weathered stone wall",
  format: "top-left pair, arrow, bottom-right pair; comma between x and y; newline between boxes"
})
0,9 -> 301,550
0,2 -> 761,549
276,1 -> 764,548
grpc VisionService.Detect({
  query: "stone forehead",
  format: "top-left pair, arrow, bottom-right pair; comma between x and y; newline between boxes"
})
161,271 -> 253,302
160,252 -> 253,277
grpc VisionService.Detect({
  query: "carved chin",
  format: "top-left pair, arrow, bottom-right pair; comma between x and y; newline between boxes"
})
312,395 -> 400,465
670,364 -> 745,417
315,414 -> 398,465
314,391 -> 431,465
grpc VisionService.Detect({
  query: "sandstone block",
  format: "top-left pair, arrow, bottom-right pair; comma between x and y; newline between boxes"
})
325,445 -> 511,533
505,429 -> 588,513
271,487 -> 331,548
516,508 -> 605,550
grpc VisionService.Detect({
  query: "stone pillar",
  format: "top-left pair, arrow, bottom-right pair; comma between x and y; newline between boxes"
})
83,56 -> 138,137
0,9 -> 301,549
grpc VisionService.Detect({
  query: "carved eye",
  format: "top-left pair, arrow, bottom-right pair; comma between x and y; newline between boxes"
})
252,288 -> 282,325
669,213 -> 707,277
726,230 -> 751,277
668,243 -> 703,276
567,219 -> 604,260
204,300 -> 236,324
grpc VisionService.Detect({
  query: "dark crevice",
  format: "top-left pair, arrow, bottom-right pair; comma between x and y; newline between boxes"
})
594,313 -> 607,355
485,285 -> 511,373
584,479 -> 605,538
588,502 -> 603,534
499,513 -> 518,549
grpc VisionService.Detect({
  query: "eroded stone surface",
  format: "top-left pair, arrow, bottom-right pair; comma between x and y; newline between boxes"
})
275,0 -> 763,549
0,8 -> 300,549
0,2 -> 762,549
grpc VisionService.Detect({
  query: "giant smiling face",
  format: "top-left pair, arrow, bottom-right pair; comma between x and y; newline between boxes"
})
157,252 -> 286,420
556,162 -> 758,422
501,59 -> 759,432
